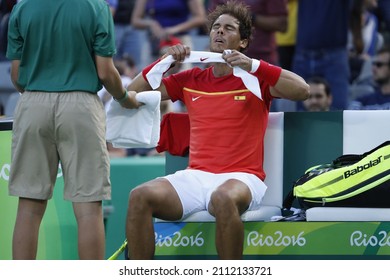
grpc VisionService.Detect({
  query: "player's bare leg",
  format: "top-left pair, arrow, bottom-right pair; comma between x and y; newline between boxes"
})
126,178 -> 183,259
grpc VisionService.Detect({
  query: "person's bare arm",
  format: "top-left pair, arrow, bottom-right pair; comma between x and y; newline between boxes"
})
95,55 -> 140,108
10,60 -> 24,93
165,0 -> 207,36
270,69 -> 310,101
131,0 -> 165,39
252,14 -> 287,33
126,68 -> 171,102
132,0 -> 206,40
131,0 -> 149,28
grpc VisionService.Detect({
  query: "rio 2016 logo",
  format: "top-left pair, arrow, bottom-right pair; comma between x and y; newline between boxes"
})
155,231 -> 205,247
350,230 -> 390,247
0,164 -> 10,181
0,163 -> 63,182
247,230 -> 306,247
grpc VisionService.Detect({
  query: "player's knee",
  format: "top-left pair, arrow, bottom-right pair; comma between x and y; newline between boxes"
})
210,189 -> 236,215
128,185 -> 152,212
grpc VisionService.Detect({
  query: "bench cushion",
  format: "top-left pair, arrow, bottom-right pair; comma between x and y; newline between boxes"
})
306,207 -> 390,221
155,206 -> 281,223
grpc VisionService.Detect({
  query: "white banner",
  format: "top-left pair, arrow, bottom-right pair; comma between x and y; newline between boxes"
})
0,260 -> 388,280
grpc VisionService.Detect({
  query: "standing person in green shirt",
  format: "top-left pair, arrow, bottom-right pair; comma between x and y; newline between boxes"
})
6,0 -> 139,259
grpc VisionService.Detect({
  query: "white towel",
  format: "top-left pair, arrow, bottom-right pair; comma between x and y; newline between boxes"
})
146,51 -> 262,99
106,91 -> 161,148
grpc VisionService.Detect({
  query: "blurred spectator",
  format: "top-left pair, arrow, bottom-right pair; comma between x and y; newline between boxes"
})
131,0 -> 207,63
276,0 -> 298,71
106,0 -> 118,15
0,0 -> 17,60
0,0 -> 16,18
292,0 -> 352,111
348,45 -> 390,109
273,0 -> 298,111
375,0 -> 390,39
303,76 -> 333,112
349,0 -> 381,58
209,0 -> 288,65
113,0 -> 144,70
348,0 -> 383,83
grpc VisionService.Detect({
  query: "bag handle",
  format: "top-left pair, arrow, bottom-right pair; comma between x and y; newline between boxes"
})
361,140 -> 390,156
333,154 -> 362,167
282,189 -> 295,210
333,141 -> 390,167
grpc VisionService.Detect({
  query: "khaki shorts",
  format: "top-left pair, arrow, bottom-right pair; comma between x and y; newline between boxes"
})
9,91 -> 111,202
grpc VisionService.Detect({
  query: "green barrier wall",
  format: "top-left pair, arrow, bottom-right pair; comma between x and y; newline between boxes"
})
283,112 -> 343,205
283,111 -> 343,203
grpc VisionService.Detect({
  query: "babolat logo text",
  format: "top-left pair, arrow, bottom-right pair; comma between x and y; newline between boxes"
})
344,156 -> 382,178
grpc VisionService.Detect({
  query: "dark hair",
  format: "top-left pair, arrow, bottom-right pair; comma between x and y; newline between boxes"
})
207,0 -> 253,51
306,76 -> 332,96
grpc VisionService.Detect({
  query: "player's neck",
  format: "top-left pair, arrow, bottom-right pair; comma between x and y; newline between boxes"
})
212,63 -> 233,77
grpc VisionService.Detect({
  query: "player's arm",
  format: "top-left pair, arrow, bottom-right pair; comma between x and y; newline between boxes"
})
222,50 -> 310,101
126,67 -> 171,102
95,55 -> 140,108
269,67 -> 310,101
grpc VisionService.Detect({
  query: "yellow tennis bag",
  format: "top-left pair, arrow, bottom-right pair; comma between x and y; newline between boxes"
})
283,141 -> 390,210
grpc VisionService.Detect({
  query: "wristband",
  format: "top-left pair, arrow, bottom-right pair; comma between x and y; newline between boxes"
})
256,60 -> 282,86
113,89 -> 128,103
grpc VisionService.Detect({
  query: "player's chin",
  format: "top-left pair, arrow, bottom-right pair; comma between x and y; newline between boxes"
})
209,44 -> 225,53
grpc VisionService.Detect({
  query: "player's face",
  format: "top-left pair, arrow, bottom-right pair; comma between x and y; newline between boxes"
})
209,14 -> 247,53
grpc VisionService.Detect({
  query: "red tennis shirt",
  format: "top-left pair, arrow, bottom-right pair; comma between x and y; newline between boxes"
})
163,66 -> 273,180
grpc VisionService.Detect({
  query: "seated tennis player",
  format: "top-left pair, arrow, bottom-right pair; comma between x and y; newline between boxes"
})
124,0 -> 309,259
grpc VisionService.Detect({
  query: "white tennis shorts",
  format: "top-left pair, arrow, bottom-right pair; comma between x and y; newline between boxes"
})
163,169 -> 267,219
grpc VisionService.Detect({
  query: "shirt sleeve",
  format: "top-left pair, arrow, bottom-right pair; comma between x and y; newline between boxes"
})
94,3 -> 116,57
6,8 -> 23,60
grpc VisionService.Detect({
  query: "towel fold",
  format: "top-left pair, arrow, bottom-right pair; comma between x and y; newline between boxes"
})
106,91 -> 161,148
146,51 -> 262,99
